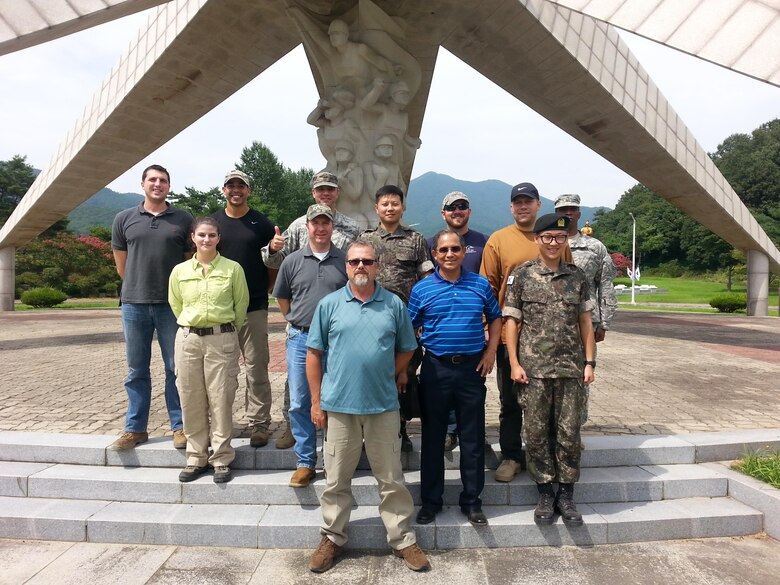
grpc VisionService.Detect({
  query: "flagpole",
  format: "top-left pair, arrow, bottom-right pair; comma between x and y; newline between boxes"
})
629,212 -> 636,305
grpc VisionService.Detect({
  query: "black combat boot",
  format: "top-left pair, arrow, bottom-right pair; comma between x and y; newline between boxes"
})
556,483 -> 584,527
534,483 -> 555,526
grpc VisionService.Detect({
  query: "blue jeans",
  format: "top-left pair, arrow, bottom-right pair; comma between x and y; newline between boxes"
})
287,327 -> 321,469
121,303 -> 182,432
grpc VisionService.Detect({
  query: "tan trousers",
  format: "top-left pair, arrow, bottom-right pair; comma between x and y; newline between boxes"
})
238,310 -> 272,431
320,410 -> 416,549
174,328 -> 240,467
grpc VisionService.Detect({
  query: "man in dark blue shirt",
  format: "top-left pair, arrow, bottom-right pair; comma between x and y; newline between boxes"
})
408,230 -> 502,527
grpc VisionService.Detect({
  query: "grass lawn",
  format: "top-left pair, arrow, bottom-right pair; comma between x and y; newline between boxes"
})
14,299 -> 119,310
615,276 -> 779,306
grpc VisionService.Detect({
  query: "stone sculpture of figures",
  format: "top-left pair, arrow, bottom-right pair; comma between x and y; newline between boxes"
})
289,0 -> 423,229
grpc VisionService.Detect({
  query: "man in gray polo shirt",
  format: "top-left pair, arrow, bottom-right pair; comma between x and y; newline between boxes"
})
110,164 -> 193,450
272,204 -> 347,488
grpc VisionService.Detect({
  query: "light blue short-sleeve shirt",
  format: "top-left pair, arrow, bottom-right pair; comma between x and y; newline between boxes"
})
307,283 -> 418,415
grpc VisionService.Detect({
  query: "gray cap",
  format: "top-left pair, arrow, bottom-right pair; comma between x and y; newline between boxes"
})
442,191 -> 470,209
554,194 -> 581,209
223,170 -> 250,187
311,171 -> 338,189
306,204 -> 334,222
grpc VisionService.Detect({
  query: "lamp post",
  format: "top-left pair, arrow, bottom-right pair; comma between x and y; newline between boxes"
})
629,212 -> 636,305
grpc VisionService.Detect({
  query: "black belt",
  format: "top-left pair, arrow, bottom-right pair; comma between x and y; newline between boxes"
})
290,323 -> 310,333
428,352 -> 482,365
183,323 -> 235,336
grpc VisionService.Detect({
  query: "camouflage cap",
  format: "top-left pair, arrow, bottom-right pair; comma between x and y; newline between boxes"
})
442,191 -> 470,209
311,171 -> 338,189
306,203 -> 334,222
554,193 -> 581,209
223,169 -> 250,187
533,213 -> 570,233
510,182 -> 539,201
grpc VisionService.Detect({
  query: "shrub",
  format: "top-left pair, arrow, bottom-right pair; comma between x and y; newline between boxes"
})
20,287 -> 68,308
709,293 -> 747,313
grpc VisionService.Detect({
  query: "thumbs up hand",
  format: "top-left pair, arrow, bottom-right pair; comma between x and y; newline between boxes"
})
269,226 -> 285,253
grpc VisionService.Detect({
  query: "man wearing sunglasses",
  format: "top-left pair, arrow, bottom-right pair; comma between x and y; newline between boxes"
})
503,213 -> 595,527
427,191 -> 489,451
409,230 -> 503,527
306,241 -> 429,573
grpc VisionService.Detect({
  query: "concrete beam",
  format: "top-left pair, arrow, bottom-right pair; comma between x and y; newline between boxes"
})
544,0 -> 780,87
0,0 -> 170,56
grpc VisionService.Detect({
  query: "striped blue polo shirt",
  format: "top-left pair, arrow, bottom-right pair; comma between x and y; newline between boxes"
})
408,267 -> 502,356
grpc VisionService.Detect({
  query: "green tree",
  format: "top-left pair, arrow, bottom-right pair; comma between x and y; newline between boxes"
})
169,186 -> 223,218
0,155 -> 36,226
237,141 -> 314,229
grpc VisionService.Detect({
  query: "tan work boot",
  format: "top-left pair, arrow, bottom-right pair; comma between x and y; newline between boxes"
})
309,536 -> 343,573
289,467 -> 316,488
494,459 -> 522,482
109,431 -> 148,451
393,543 -> 430,571
275,421 -> 294,449
172,429 -> 186,449
250,427 -> 270,448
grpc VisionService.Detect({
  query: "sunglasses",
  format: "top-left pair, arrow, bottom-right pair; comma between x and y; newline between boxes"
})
443,203 -> 469,211
347,258 -> 376,266
437,246 -> 462,253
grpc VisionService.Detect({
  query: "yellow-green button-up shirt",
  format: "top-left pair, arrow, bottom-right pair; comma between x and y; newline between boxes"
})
168,253 -> 249,329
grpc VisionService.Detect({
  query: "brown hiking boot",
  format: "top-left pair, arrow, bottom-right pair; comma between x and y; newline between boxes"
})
250,427 -> 270,448
309,536 -> 343,573
172,429 -> 186,450
275,422 -> 294,449
494,459 -> 522,482
393,543 -> 430,572
109,431 -> 148,451
289,467 -> 316,488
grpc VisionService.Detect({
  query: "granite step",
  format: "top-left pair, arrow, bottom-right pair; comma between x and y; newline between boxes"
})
0,495 -> 761,549
0,461 -> 729,506
1,429 -> 779,470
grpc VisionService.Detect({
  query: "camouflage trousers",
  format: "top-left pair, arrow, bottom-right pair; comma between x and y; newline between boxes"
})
519,378 -> 585,484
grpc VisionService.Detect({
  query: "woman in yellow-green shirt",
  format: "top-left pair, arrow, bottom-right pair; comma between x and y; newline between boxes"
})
168,216 -> 249,484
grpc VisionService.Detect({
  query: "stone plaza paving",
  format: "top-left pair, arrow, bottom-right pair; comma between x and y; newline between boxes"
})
0,307 -> 778,440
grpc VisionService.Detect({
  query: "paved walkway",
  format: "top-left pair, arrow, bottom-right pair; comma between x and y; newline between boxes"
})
2,536 -> 779,584
0,307 -> 779,441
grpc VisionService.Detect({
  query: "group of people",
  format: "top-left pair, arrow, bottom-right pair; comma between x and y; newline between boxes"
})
109,163 -> 616,573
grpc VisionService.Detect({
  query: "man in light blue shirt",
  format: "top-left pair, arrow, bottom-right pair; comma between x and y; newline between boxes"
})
305,241 -> 430,574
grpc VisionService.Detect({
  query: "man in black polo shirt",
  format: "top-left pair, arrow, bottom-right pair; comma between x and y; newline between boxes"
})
212,170 -> 276,447
110,164 -> 193,450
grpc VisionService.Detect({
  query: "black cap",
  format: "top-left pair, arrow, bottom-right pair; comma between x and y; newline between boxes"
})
510,182 -> 539,201
533,213 -> 570,233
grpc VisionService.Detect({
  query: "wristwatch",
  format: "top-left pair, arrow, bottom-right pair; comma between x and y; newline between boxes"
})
584,360 -> 596,369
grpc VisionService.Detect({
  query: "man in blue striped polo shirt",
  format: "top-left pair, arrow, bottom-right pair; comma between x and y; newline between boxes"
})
408,230 -> 503,527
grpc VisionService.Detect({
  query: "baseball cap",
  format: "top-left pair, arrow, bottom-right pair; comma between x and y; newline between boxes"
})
442,191 -> 470,209
554,194 -> 581,209
306,204 -> 334,222
510,182 -> 540,201
311,171 -> 339,189
223,170 -> 250,187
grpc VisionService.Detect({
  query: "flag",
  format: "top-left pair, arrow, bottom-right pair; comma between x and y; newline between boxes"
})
627,267 -> 634,280
635,266 -> 641,281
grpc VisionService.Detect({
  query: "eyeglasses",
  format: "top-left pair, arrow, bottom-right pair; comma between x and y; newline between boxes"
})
538,234 -> 568,245
443,203 -> 469,211
437,246 -> 462,253
347,258 -> 376,266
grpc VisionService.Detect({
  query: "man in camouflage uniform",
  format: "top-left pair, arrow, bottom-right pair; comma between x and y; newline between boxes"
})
359,184 -> 433,451
261,171 -> 360,448
554,194 -> 617,424
503,213 -> 596,527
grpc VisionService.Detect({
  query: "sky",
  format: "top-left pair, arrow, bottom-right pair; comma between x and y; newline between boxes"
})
1,8 -> 779,209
